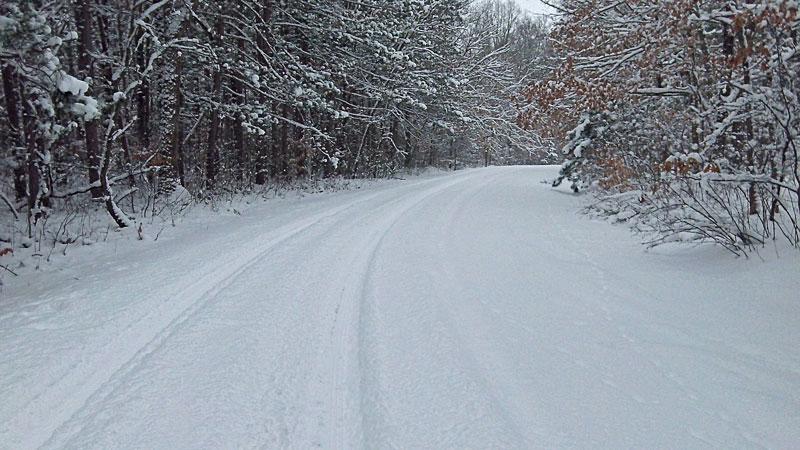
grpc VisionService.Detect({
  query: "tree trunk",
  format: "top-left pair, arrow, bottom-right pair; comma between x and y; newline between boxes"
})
231,66 -> 246,180
136,42 -> 152,150
738,28 -> 758,216
100,110 -> 133,229
206,16 -> 225,188
279,104 -> 290,177
2,64 -> 28,202
19,84 -> 42,236
73,0 -> 130,228
206,88 -> 222,187
74,0 -> 102,198
253,2 -> 274,186
170,53 -> 185,185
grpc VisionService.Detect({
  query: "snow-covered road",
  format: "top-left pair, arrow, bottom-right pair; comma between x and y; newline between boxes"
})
2,166 -> 799,449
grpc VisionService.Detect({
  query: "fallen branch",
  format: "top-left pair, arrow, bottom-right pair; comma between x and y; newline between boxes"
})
0,264 -> 18,276
50,168 -> 160,199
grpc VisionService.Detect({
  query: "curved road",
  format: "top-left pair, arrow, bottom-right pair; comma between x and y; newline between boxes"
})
1,166 -> 798,449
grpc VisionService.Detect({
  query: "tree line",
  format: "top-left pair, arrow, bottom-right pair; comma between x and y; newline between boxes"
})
1,0 -> 549,234
524,0 -> 800,253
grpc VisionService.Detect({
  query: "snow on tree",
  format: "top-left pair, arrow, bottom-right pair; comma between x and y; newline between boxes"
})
522,0 -> 800,253
0,0 -> 550,242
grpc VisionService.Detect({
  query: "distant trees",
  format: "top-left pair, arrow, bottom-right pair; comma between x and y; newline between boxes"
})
464,0 -> 555,166
1,0 -> 548,236
523,0 -> 800,253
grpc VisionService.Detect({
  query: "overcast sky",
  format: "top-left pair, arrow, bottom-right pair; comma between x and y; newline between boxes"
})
515,0 -> 556,16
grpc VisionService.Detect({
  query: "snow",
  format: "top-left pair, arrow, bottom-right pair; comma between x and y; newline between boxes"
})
1,166 -> 799,449
71,96 -> 100,121
56,72 -> 101,121
57,73 -> 89,97
0,15 -> 18,32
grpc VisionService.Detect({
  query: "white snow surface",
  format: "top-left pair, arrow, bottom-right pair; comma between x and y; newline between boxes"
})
57,73 -> 89,97
1,166 -> 799,449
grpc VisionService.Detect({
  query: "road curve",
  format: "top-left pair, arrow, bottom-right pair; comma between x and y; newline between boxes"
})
2,166 -> 798,449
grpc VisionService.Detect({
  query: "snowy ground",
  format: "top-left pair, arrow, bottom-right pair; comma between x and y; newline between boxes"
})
1,166 -> 799,449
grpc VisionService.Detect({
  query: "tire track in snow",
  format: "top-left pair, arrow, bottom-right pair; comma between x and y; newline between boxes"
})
429,168 -> 544,448
308,169 -> 494,450
11,189 -> 389,450
26,171 -> 482,450
353,168 -> 518,449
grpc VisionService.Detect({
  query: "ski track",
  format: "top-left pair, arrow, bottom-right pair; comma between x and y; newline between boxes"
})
8,169 -> 488,450
303,169 -> 491,450
4,174 -> 441,449
2,166 -> 799,449
356,168 -> 520,449
9,188 -> 386,450
356,168 -> 552,449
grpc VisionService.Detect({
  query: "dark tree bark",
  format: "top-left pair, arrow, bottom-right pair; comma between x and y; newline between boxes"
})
233,112 -> 246,181
17,81 -> 46,236
279,104 -> 290,177
737,27 -> 758,216
254,2 -> 275,185
21,96 -> 40,214
231,42 -> 246,180
2,64 -> 28,202
73,0 -> 131,228
170,53 -> 185,185
99,110 -> 132,228
206,16 -> 225,187
74,0 -> 102,198
136,42 -> 152,150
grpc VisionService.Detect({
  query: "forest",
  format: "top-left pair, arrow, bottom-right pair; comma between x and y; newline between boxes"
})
0,0 -> 549,236
2,0 -> 800,255
524,0 -> 800,254
4,3 -> 800,447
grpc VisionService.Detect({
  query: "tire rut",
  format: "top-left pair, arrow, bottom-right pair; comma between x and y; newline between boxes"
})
32,191 -> 387,450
